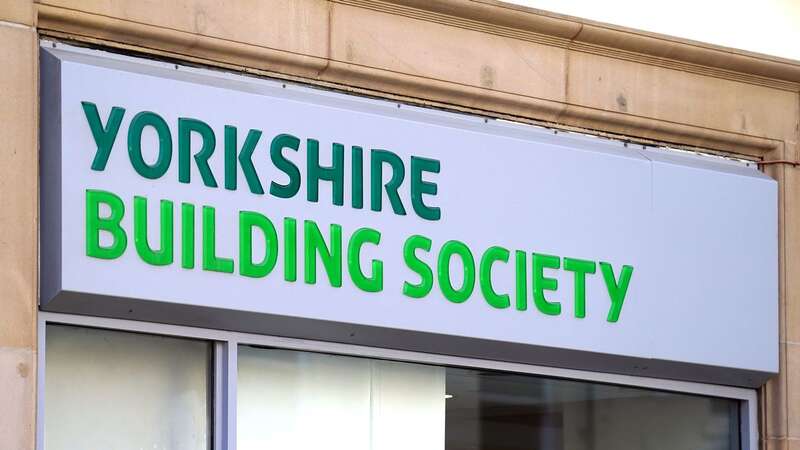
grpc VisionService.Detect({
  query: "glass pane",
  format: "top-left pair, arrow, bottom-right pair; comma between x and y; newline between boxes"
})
445,367 -> 740,450
45,324 -> 211,450
238,346 -> 741,450
237,346 -> 445,450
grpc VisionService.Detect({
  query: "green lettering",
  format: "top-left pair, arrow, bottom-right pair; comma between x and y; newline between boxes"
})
202,205 -> 233,273
479,246 -> 510,309
438,240 -> 475,303
307,139 -> 344,206
82,102 -> 125,171
347,228 -> 383,292
304,221 -> 342,287
178,118 -> 217,187
370,149 -> 406,215
402,235 -> 433,298
600,262 -> 633,323
239,211 -> 278,278
515,250 -> 527,311
133,196 -> 173,266
269,133 -> 301,199
128,111 -> 172,180
85,189 -> 127,260
181,203 -> 195,269
224,125 -> 264,194
284,217 -> 297,282
563,257 -> 596,319
352,146 -> 364,209
533,253 -> 560,315
410,156 -> 440,221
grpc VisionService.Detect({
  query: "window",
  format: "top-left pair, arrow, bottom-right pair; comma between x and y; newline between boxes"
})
44,325 -> 212,450
237,346 -> 740,450
41,322 -> 748,450
443,367 -> 739,450
237,346 -> 445,450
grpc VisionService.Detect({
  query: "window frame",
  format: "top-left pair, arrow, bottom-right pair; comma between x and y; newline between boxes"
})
36,311 -> 759,450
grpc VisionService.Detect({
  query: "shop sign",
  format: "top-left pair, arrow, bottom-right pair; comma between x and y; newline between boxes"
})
40,47 -> 778,384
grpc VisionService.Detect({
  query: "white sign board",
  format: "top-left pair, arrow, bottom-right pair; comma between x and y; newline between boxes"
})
40,46 -> 778,386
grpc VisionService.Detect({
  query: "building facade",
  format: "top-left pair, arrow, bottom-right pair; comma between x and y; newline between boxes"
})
1,0 -> 798,449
